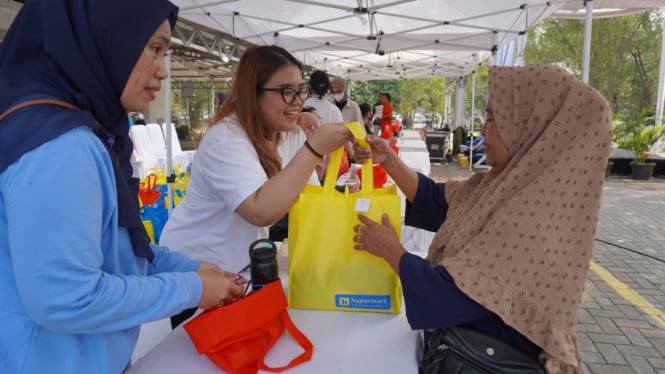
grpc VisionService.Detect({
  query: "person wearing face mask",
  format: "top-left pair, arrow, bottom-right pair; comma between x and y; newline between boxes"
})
304,70 -> 344,125
303,70 -> 353,179
330,77 -> 363,166
331,77 -> 363,125
359,103 -> 374,135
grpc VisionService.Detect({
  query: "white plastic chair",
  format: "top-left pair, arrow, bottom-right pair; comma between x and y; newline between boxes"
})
145,123 -> 168,160
129,125 -> 163,178
161,123 -> 195,168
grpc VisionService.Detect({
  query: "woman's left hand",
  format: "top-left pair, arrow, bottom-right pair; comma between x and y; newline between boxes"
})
307,122 -> 353,155
353,213 -> 405,273
198,261 -> 236,278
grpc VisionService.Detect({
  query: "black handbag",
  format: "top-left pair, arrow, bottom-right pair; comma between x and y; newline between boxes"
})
419,325 -> 546,374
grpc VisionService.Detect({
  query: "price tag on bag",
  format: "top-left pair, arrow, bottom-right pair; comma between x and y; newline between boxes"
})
354,198 -> 371,212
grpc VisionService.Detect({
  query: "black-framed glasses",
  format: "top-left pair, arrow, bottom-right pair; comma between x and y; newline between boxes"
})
258,86 -> 311,104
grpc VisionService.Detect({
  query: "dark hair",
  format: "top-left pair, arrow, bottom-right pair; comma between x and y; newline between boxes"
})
359,102 -> 372,117
308,70 -> 331,97
382,92 -> 391,101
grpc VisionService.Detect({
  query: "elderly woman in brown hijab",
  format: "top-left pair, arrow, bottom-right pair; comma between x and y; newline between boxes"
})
352,65 -> 612,373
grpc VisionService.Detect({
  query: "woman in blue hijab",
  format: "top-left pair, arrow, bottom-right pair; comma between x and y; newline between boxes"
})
0,0 -> 244,372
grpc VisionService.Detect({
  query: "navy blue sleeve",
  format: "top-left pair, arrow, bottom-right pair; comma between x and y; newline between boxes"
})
398,253 -> 542,360
404,173 -> 448,232
398,252 -> 492,330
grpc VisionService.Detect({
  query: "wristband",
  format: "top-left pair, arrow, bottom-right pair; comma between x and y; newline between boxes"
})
304,140 -> 324,158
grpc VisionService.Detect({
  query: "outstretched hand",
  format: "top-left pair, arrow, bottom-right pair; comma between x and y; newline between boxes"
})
353,213 -> 405,273
308,122 -> 354,155
353,135 -> 390,165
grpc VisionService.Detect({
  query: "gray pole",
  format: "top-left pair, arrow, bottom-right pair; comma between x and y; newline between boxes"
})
582,0 -> 594,83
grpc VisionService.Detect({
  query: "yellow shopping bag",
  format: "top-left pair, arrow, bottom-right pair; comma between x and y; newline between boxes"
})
288,123 -> 402,313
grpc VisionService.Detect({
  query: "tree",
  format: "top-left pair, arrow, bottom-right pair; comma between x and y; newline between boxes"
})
348,79 -> 401,111
525,11 -> 663,124
170,80 -> 229,132
350,77 -> 453,128
463,64 -> 489,121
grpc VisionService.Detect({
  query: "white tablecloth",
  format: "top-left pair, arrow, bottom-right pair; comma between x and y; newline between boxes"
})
396,135 -> 430,177
127,273 -> 422,374
397,138 -> 427,151
401,130 -> 423,140
399,151 -> 430,177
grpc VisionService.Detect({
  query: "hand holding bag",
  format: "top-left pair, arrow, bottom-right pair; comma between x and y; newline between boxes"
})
419,325 -> 545,374
184,281 -> 313,374
287,122 -> 402,313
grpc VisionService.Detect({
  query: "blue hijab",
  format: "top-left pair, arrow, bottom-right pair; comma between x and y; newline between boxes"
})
0,0 -> 179,262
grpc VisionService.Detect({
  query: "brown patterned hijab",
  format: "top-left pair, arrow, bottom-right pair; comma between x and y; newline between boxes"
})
428,65 -> 612,373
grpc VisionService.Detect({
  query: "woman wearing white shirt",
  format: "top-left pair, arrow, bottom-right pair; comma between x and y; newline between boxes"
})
161,46 -> 352,327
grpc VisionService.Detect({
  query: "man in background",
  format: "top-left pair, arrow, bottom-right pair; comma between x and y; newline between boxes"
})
379,92 -> 393,143
331,77 -> 363,124
331,77 -> 362,161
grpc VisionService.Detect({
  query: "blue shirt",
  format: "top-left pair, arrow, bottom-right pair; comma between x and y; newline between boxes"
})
0,127 -> 202,373
399,173 -> 541,360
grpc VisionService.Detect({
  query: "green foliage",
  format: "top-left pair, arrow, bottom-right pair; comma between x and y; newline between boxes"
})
348,80 -> 401,110
612,109 -> 665,164
396,77 -> 446,125
464,64 -> 489,119
350,76 -> 472,127
170,80 -> 230,128
526,11 -> 662,122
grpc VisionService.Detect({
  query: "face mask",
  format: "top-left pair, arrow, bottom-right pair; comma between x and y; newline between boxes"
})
333,93 -> 345,102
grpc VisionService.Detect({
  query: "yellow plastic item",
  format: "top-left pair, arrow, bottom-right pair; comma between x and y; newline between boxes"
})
142,220 -> 155,243
345,121 -> 369,148
287,145 -> 402,314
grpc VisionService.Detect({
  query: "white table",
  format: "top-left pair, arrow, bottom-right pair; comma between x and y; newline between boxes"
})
401,130 -> 424,140
394,131 -> 437,255
127,272 -> 422,374
397,136 -> 430,177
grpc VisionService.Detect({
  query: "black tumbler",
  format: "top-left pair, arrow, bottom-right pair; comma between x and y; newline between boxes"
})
249,239 -> 279,292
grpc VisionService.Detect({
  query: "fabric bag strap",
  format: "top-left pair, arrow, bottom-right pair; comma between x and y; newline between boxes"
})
0,98 -> 77,122
322,121 -> 375,197
0,98 -> 107,134
257,308 -> 314,372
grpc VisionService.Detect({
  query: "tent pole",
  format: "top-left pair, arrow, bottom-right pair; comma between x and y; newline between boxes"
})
653,15 -> 665,152
470,71 -> 476,171
582,0 -> 594,83
656,16 -> 665,127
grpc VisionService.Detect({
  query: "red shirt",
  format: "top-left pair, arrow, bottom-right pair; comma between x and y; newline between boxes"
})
380,101 -> 393,140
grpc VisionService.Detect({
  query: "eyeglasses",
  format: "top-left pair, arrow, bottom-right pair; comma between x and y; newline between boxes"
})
258,86 -> 311,104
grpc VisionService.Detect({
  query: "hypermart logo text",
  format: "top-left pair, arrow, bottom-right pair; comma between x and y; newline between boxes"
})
335,294 -> 391,310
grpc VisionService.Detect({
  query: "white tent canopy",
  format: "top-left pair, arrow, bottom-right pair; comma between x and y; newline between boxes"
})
171,0 -> 567,80
552,0 -> 665,18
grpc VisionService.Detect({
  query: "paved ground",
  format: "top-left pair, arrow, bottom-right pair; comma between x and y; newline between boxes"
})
430,161 -> 665,374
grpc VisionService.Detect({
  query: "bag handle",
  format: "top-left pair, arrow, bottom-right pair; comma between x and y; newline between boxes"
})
257,309 -> 314,372
146,173 -> 157,191
322,122 -> 374,197
322,147 -> 345,195
0,98 -> 77,122
0,98 -> 109,134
